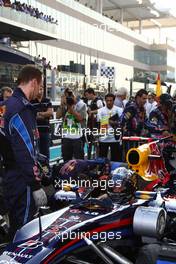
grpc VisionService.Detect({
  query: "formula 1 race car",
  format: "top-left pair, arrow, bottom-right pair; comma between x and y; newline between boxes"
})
1,149 -> 176,264
1,185 -> 176,264
51,135 -> 176,208
0,136 -> 176,263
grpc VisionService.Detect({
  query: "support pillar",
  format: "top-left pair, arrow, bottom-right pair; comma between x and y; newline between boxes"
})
96,0 -> 103,14
120,8 -> 124,24
139,20 -> 142,34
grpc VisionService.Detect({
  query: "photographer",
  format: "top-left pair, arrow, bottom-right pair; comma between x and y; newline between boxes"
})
56,88 -> 71,119
60,92 -> 87,161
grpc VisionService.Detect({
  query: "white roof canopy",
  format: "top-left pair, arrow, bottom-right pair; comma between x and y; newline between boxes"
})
75,0 -> 176,29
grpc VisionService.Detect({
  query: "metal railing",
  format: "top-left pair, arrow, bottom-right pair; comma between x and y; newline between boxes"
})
0,6 -> 58,36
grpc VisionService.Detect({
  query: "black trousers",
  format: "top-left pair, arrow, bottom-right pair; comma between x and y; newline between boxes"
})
5,186 -> 36,239
61,138 -> 84,162
39,131 -> 50,159
99,142 -> 122,162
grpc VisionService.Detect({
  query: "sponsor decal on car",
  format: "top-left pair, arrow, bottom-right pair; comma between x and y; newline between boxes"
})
18,240 -> 43,249
3,251 -> 33,260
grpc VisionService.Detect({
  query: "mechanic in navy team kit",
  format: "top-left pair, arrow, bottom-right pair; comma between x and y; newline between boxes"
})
147,93 -> 173,136
0,65 -> 47,238
121,89 -> 148,158
121,89 -> 148,137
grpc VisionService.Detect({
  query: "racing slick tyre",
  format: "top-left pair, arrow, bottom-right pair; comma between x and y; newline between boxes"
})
136,243 -> 176,263
135,244 -> 161,264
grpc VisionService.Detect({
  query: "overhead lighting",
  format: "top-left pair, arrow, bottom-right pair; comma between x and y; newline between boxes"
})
137,0 -> 142,4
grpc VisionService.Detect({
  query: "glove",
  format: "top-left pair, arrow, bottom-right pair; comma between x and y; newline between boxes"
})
33,188 -> 47,208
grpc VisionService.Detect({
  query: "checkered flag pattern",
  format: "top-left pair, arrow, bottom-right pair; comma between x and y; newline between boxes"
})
100,65 -> 115,79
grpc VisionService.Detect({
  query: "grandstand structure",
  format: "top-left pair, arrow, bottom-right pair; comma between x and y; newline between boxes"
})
0,2 -> 57,88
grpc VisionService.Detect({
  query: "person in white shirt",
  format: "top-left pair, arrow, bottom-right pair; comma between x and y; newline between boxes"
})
114,87 -> 128,109
97,93 -> 123,161
58,92 -> 87,161
145,92 -> 157,118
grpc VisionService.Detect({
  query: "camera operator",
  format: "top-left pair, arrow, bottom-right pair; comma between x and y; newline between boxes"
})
59,91 -> 87,161
56,88 -> 72,119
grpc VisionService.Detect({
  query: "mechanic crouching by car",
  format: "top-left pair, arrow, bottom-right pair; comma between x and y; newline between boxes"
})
147,93 -> 173,137
0,65 -> 47,239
